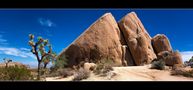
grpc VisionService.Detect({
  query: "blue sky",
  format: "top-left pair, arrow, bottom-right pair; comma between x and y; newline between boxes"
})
0,9 -> 193,68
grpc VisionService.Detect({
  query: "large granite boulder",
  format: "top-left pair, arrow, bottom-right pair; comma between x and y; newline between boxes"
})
57,13 -> 134,67
152,34 -> 172,54
118,12 -> 157,65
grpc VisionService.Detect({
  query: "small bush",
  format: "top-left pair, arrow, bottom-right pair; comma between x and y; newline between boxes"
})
39,68 -> 50,79
50,55 -> 68,73
73,68 -> 90,81
150,59 -> 165,70
48,68 -> 74,78
184,61 -> 193,68
58,68 -> 74,78
171,69 -> 193,77
184,61 -> 189,67
93,58 -> 114,76
93,63 -> 104,75
102,65 -> 113,74
48,55 -> 69,77
29,69 -> 38,78
0,65 -> 33,80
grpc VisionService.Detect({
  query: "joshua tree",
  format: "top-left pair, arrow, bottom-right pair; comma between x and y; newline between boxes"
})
3,58 -> 12,68
42,52 -> 57,69
28,34 -> 55,80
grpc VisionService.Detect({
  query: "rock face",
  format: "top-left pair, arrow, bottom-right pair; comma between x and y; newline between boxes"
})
152,34 -> 172,54
157,51 -> 183,67
121,45 -> 135,66
118,12 -> 157,65
166,51 -> 183,66
157,51 -> 171,60
58,11 -> 183,67
152,34 -> 183,67
58,13 -> 134,67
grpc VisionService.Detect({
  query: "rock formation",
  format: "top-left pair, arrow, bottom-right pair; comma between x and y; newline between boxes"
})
152,34 -> 172,54
118,12 -> 157,65
165,51 -> 183,66
57,11 -> 183,67
58,13 -> 134,67
0,62 -> 29,68
157,50 -> 183,67
152,34 -> 183,67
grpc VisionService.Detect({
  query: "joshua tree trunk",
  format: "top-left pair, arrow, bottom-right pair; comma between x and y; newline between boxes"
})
5,63 -> 8,68
44,63 -> 48,69
37,61 -> 41,80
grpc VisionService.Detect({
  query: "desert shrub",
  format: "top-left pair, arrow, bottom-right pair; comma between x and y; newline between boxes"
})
0,65 -> 34,80
150,59 -> 165,70
48,55 -> 68,77
184,57 -> 193,68
48,68 -> 74,78
73,68 -> 90,81
28,68 -> 38,78
39,68 -> 50,79
171,69 -> 193,77
184,61 -> 189,67
55,57 -> 68,69
50,55 -> 68,72
59,68 -> 74,78
93,58 -> 114,76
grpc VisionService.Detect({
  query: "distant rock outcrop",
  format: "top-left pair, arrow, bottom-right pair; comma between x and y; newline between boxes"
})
0,62 -> 28,68
57,11 -> 183,68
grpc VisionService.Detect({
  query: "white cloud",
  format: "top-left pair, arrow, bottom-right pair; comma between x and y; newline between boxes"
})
38,18 -> 55,27
180,51 -> 193,62
20,48 -> 30,51
0,47 -> 36,59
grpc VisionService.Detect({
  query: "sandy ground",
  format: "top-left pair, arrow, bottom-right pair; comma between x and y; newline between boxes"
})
46,65 -> 193,81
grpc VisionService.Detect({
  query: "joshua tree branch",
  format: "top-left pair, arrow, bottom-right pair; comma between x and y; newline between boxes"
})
41,53 -> 50,61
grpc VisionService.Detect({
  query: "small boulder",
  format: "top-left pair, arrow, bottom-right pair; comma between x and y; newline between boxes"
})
83,62 -> 96,71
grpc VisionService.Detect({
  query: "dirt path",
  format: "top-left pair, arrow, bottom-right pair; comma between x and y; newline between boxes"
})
46,65 -> 193,81
108,65 -> 193,81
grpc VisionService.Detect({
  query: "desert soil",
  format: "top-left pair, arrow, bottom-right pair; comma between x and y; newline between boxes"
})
45,65 -> 193,81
